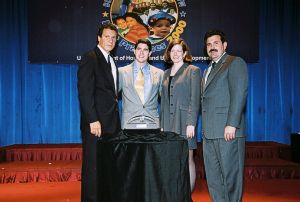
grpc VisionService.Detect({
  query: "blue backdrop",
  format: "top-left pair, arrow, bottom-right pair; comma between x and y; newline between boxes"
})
27,0 -> 259,63
0,0 -> 299,146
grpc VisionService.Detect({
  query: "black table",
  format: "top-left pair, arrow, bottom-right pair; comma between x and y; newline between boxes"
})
98,130 -> 191,202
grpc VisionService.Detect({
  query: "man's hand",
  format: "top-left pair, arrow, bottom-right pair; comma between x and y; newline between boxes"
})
224,126 -> 236,141
90,121 -> 102,137
186,125 -> 195,138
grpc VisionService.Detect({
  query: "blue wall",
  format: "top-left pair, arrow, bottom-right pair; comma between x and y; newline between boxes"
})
0,0 -> 299,146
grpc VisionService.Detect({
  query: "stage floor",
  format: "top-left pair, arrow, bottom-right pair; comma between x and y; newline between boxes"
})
1,142 -> 300,201
0,179 -> 300,202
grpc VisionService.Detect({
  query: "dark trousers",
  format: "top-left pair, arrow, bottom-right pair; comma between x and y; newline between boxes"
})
81,131 -> 99,202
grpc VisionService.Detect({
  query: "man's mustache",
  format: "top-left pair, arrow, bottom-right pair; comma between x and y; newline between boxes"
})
209,49 -> 218,53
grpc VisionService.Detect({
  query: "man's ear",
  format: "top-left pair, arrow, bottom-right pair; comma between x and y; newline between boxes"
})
148,51 -> 152,57
223,41 -> 228,51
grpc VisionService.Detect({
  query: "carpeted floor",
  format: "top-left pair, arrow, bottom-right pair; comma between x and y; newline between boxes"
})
1,179 -> 300,202
1,142 -> 299,201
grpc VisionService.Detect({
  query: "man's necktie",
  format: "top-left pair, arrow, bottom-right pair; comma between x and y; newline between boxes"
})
135,67 -> 145,104
212,62 -> 216,69
108,55 -> 118,93
207,62 -> 216,80
107,55 -> 111,70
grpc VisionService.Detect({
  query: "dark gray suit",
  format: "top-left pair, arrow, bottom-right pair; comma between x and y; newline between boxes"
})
201,53 -> 248,202
160,63 -> 201,149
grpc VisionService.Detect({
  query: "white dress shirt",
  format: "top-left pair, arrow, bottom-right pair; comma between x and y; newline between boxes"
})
205,52 -> 226,84
98,45 -> 117,91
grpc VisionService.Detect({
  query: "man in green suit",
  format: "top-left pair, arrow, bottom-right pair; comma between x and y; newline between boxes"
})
201,30 -> 248,202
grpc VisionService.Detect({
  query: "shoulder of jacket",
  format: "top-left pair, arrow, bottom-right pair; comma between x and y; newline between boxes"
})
187,64 -> 198,69
82,49 -> 96,58
186,64 -> 201,73
164,68 -> 171,74
119,64 -> 131,72
150,65 -> 164,73
233,56 -> 245,63
228,55 -> 247,66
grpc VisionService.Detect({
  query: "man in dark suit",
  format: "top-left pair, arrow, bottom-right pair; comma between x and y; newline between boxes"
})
201,30 -> 248,202
77,23 -> 121,202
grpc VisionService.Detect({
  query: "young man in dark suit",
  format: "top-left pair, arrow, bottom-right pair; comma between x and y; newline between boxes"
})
77,23 -> 121,202
201,30 -> 248,202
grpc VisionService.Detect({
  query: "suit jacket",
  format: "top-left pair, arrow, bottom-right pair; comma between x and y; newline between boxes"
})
78,46 -> 120,134
201,53 -> 248,139
160,63 -> 201,136
118,63 -> 164,129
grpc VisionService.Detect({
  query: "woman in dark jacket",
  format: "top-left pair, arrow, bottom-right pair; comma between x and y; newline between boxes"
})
160,38 -> 201,192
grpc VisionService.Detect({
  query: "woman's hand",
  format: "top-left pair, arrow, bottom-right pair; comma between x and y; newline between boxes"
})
186,125 -> 195,138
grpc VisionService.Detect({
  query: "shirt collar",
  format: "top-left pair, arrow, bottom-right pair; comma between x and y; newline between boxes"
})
211,52 -> 226,66
97,45 -> 110,62
133,61 -> 150,72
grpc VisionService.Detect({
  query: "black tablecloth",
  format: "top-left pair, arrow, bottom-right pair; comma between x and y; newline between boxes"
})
98,130 -> 191,202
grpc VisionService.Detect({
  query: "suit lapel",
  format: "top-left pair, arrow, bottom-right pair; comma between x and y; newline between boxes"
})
164,69 -> 171,104
94,47 -> 115,93
144,66 -> 156,103
116,67 -> 119,96
127,64 -> 143,103
110,57 -> 117,95
128,64 -> 135,87
204,54 -> 228,92
202,69 -> 208,93
204,61 -> 219,89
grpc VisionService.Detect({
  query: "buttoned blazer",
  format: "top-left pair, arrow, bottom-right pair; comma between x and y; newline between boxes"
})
78,47 -> 120,134
160,63 -> 201,136
201,53 -> 248,139
118,63 -> 164,129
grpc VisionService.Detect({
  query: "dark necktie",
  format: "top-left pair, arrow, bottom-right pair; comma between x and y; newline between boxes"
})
107,55 -> 111,70
212,62 -> 216,69
207,62 -> 216,80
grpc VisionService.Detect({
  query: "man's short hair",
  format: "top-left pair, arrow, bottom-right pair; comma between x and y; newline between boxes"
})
135,38 -> 152,52
97,23 -> 118,38
204,30 -> 227,44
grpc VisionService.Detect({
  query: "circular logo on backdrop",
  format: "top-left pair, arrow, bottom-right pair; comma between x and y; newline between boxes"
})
101,0 -> 187,60
111,0 -> 178,45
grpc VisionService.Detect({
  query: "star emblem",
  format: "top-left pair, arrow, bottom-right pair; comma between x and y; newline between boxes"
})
179,11 -> 186,18
102,11 -> 109,17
